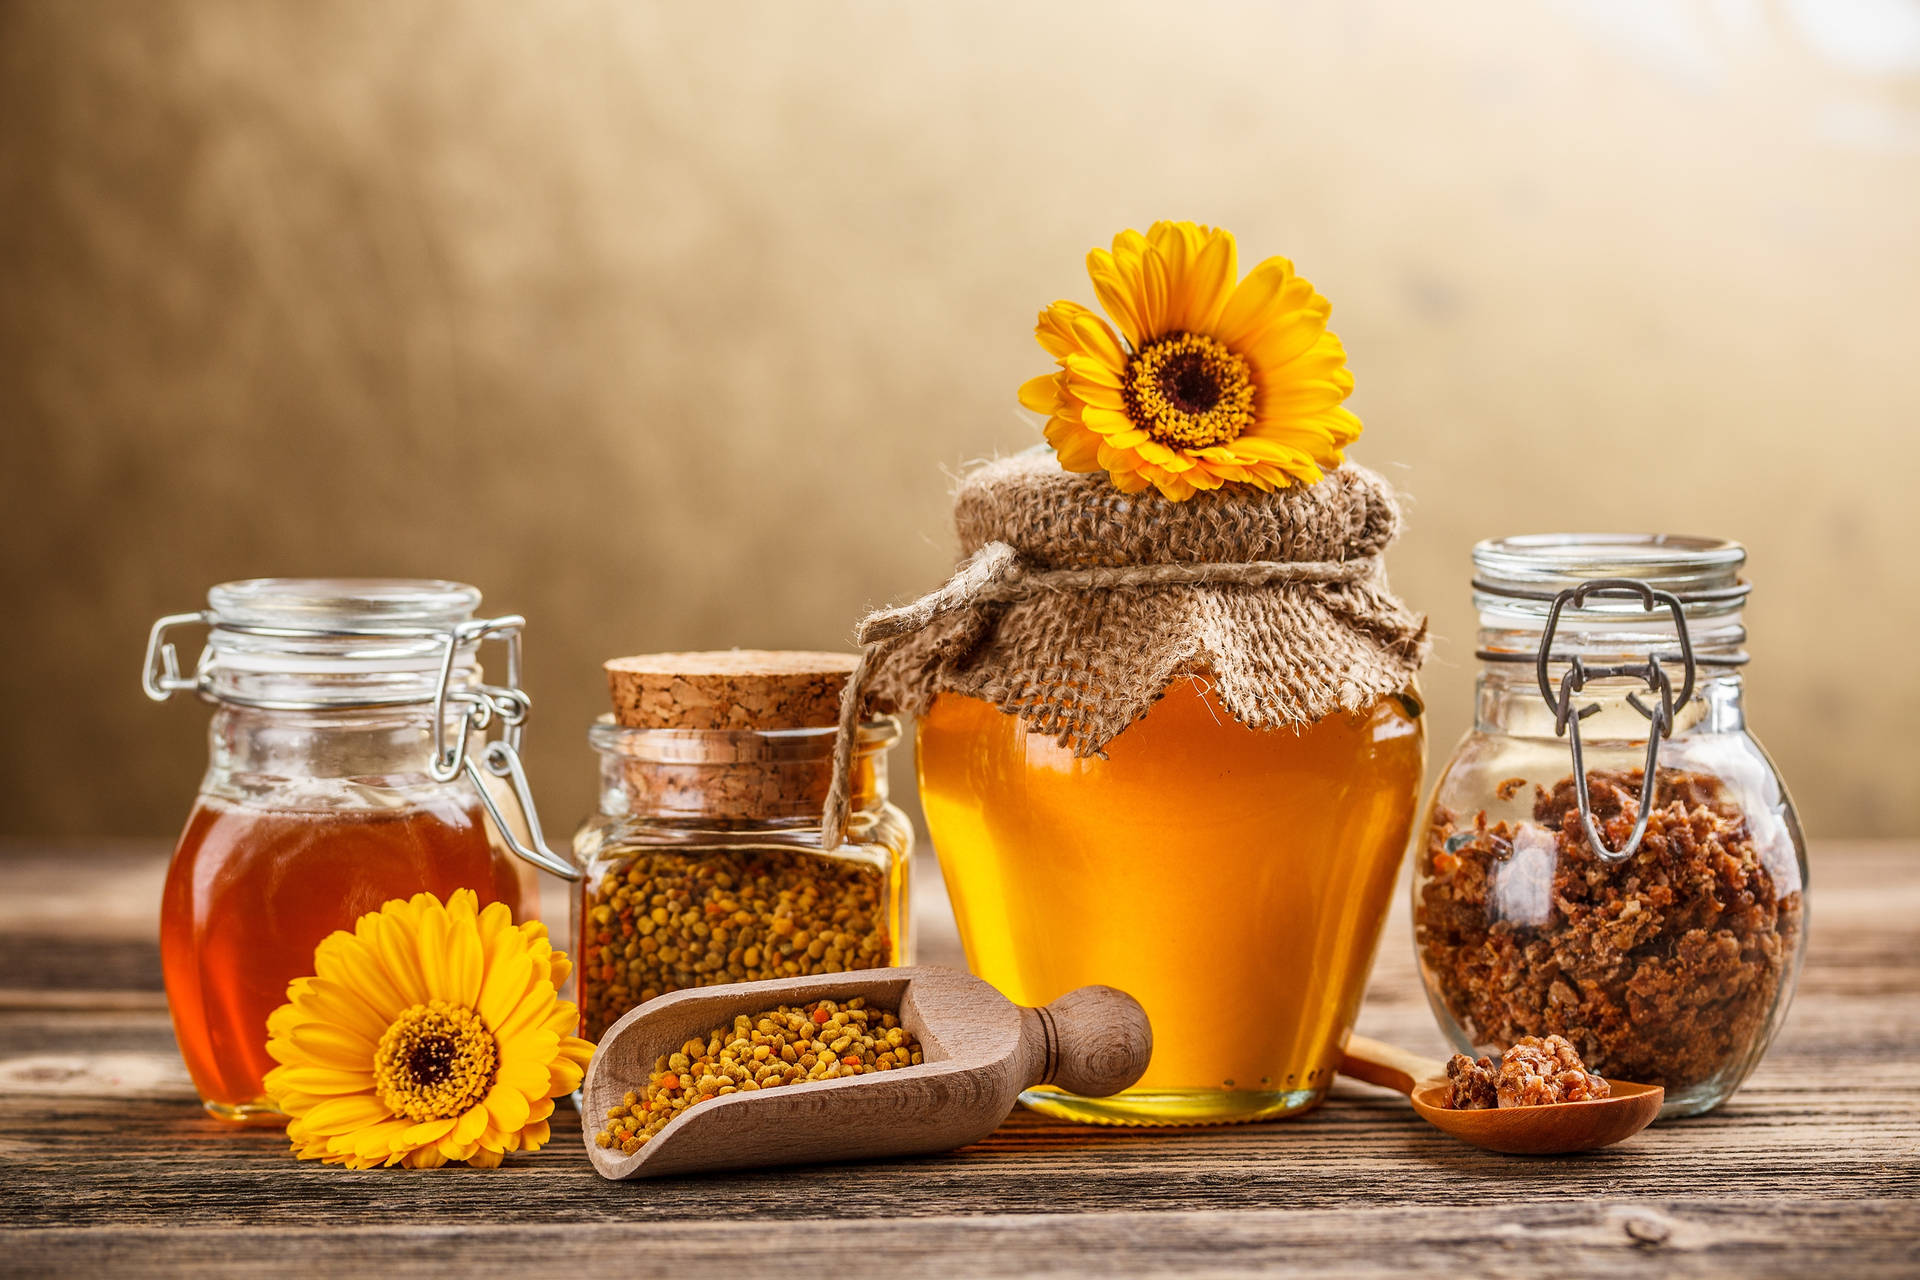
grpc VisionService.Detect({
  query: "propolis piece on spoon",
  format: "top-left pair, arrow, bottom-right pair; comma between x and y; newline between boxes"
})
1339,1034 -> 1664,1155
581,966 -> 1152,1179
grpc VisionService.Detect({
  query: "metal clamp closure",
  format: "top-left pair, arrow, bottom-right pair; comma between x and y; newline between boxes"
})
141,609 -> 577,881
143,613 -> 212,702
1534,578 -> 1697,863
429,617 -> 578,881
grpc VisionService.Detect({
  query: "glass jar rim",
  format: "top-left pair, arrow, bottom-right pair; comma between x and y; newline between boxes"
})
1473,534 -> 1748,626
207,578 -> 483,631
205,578 -> 485,671
587,714 -> 901,764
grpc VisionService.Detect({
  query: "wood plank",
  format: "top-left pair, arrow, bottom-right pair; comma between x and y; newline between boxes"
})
0,839 -> 1914,1276
9,1199 -> 1920,1279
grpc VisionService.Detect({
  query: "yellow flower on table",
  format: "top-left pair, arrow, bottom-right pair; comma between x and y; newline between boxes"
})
262,889 -> 594,1170
1018,221 -> 1361,501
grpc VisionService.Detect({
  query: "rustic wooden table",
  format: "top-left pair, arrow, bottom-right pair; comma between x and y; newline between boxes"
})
2,839 -> 1915,1277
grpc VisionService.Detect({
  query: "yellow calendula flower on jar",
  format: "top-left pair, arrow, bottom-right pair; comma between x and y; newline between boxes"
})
262,889 -> 594,1170
1018,221 -> 1361,501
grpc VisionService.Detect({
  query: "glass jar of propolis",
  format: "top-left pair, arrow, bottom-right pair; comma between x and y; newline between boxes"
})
574,652 -> 912,1043
1413,536 -> 1807,1116
830,453 -> 1431,1125
142,579 -> 577,1122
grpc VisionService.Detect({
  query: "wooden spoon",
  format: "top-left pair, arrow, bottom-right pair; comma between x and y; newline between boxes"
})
1339,1035 -> 1664,1154
581,966 -> 1152,1179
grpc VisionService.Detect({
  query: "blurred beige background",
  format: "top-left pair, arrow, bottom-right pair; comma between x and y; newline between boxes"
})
3,0 -> 1917,843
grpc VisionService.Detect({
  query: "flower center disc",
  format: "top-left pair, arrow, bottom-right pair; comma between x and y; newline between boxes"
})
1123,332 -> 1256,450
373,1001 -> 498,1122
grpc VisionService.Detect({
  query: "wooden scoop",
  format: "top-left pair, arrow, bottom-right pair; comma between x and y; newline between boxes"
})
581,966 -> 1152,1179
1339,1035 -> 1664,1154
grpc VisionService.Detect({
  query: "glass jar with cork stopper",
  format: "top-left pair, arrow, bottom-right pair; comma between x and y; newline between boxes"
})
573,651 -> 912,1042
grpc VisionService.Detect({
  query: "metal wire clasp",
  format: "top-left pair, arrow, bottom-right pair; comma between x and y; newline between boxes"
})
425,615 -> 577,880
1535,578 -> 1697,863
140,609 -> 577,882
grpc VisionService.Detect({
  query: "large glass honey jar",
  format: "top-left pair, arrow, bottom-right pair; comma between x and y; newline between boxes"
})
839,452 -> 1432,1125
919,678 -> 1424,1124
142,579 -> 576,1121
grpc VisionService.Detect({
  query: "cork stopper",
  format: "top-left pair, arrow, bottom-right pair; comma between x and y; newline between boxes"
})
606,651 -> 859,732
599,651 -> 879,823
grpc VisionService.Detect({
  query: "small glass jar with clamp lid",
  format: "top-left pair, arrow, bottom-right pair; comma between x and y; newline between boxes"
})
142,579 -> 578,1122
1412,536 -> 1806,1116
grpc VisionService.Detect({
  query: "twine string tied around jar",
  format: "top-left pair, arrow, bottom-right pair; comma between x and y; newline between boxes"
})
820,540 -> 1384,849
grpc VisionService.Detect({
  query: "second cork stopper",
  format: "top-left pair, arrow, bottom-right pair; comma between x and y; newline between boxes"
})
601,651 -> 864,821
605,650 -> 860,732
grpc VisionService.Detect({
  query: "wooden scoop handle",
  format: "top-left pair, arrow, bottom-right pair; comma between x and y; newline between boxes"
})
1019,985 -> 1153,1097
1339,1034 -> 1448,1096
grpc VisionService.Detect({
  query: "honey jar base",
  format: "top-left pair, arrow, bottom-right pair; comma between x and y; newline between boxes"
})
201,1097 -> 285,1126
1018,1085 -> 1325,1127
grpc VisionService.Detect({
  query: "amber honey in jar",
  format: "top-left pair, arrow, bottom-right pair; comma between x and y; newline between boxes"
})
919,678 -> 1423,1123
845,453 -> 1431,1125
142,579 -> 577,1121
573,652 -> 912,1042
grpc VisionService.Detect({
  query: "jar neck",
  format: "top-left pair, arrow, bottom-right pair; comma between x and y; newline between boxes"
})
598,745 -> 890,826
206,703 -> 470,788
589,719 -> 898,827
1476,663 -> 1746,737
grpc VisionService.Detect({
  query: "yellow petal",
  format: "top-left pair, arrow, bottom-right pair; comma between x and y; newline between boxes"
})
272,1066 -> 376,1097
415,899 -> 452,1003
498,1059 -> 551,1099
1166,223 -> 1237,333
1079,405 -> 1136,437
312,935 -> 408,1027
483,1081 -> 532,1133
1069,312 -> 1129,372
1036,301 -> 1093,360
350,1118 -> 413,1161
399,1117 -> 458,1147
1018,372 -> 1065,414
367,908 -> 429,1008
546,1057 -> 585,1098
1087,246 -> 1149,350
1047,422 -> 1105,472
447,917 -> 485,1013
1257,378 -> 1351,416
453,1102 -> 489,1146
287,1021 -> 376,1070
476,947 -> 535,1032
1216,256 -> 1319,348
1062,352 -> 1124,388
467,1147 -> 504,1169
476,900 -> 514,952
540,1002 -> 582,1039
1065,377 -> 1125,413
298,1093 -> 393,1136
1241,311 -> 1332,375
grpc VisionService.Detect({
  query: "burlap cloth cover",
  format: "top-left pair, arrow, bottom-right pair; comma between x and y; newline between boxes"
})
822,451 -> 1428,845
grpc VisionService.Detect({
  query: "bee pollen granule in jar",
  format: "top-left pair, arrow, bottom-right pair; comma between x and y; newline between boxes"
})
594,997 -> 923,1153
575,652 -> 912,1041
